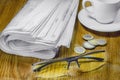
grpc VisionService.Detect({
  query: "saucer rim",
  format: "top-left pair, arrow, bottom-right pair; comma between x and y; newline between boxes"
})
78,7 -> 120,32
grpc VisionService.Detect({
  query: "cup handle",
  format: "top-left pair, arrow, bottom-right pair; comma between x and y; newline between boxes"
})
82,0 -> 95,18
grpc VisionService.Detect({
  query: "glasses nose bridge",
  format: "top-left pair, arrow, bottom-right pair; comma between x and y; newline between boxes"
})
67,56 -> 78,62
67,58 -> 80,69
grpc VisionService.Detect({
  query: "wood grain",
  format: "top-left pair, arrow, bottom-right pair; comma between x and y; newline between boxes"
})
0,0 -> 120,80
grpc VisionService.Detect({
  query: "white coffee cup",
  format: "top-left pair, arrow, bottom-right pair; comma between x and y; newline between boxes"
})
82,0 -> 120,24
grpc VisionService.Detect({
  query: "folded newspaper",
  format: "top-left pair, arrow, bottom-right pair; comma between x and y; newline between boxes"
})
0,0 -> 79,59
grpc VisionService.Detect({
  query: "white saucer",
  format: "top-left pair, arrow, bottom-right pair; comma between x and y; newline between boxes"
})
78,7 -> 120,32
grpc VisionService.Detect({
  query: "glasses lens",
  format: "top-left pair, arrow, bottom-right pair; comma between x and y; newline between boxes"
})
32,61 -> 68,78
78,51 -> 105,72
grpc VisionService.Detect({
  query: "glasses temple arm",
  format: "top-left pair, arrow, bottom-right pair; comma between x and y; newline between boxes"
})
32,58 -> 66,66
33,59 -> 67,72
77,50 -> 105,59
32,62 -> 51,72
80,57 -> 104,61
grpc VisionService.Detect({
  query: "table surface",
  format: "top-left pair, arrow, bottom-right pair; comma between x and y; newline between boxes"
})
0,0 -> 120,80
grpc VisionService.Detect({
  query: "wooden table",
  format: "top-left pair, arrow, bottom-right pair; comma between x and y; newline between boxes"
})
0,0 -> 120,80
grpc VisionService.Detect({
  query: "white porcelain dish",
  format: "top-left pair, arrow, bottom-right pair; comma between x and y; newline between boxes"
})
78,7 -> 120,32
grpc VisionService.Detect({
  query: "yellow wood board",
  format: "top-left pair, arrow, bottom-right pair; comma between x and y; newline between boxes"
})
0,0 -> 120,80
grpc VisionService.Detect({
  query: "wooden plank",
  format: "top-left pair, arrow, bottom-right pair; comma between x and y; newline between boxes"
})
0,0 -> 120,80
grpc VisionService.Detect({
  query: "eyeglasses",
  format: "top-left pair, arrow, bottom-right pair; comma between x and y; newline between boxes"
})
32,50 -> 105,78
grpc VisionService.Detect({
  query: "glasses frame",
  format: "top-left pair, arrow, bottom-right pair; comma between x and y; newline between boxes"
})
32,50 -> 105,72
